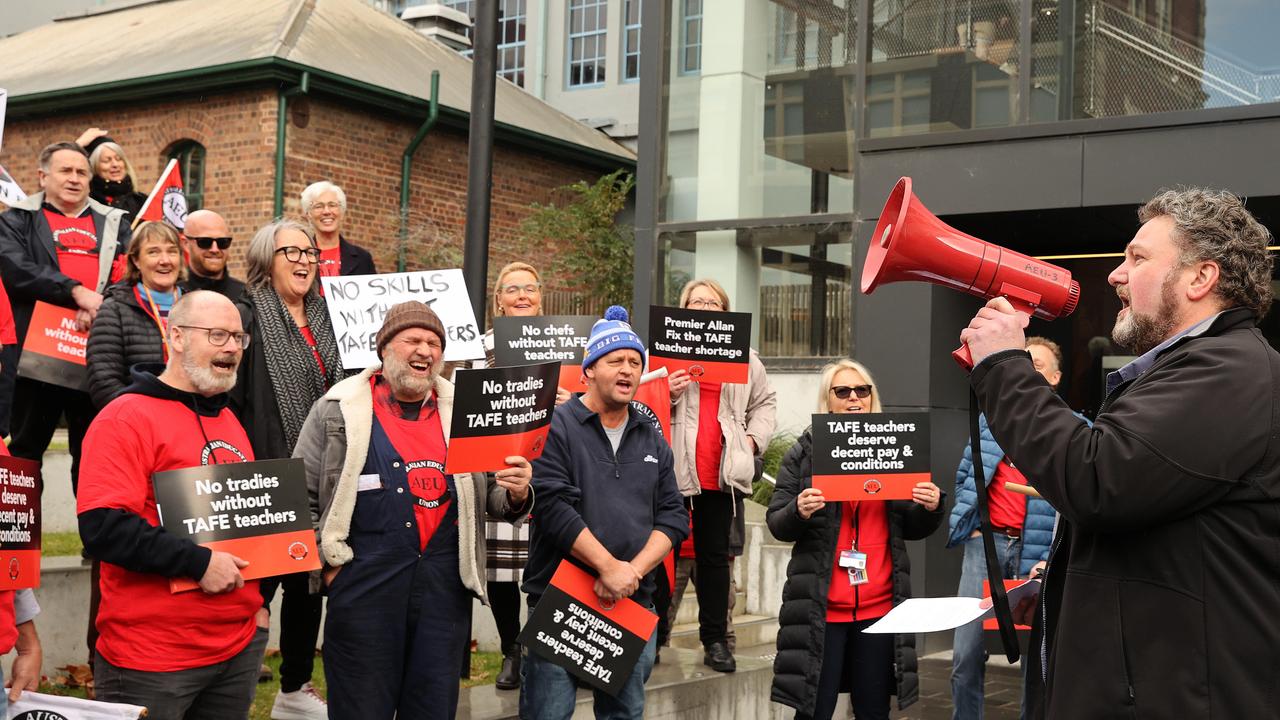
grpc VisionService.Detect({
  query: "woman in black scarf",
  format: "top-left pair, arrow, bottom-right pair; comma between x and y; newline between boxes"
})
77,128 -> 147,223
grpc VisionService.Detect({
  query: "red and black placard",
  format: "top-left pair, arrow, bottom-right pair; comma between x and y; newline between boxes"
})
153,458 -> 319,593
445,361 -> 560,474
517,560 -> 658,696
811,412 -> 931,501
630,370 -> 672,443
16,301 -> 89,392
493,315 -> 594,393
647,306 -> 751,384
0,455 -> 41,590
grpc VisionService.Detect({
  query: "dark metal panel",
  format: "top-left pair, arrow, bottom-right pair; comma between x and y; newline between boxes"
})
632,0 -> 669,340
858,137 -> 1084,217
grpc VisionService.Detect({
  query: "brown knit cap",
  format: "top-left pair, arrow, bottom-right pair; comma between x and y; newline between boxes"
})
375,301 -> 446,359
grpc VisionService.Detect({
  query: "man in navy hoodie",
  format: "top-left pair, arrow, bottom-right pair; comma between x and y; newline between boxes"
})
520,306 -> 688,720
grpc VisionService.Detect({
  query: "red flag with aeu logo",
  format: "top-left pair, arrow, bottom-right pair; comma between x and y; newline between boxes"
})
135,159 -> 188,230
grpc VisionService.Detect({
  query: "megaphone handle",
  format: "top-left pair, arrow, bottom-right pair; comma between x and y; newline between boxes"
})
952,343 -> 975,370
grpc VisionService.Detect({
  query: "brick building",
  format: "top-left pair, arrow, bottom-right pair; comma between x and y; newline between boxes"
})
0,0 -> 634,291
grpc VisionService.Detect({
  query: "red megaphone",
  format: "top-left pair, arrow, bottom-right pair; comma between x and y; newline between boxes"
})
861,177 -> 1080,368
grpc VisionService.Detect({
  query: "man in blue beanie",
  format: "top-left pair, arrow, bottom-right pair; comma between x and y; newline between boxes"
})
520,306 -> 688,720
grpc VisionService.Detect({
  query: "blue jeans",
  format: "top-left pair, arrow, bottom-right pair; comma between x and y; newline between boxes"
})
951,532 -> 1021,720
519,603 -> 658,720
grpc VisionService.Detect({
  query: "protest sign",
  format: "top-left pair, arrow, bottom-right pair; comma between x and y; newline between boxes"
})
17,302 -> 89,391
7,691 -> 147,719
647,306 -> 751,384
0,164 -> 26,206
153,458 -> 319,592
518,560 -> 658,696
810,412 -> 930,501
983,579 -> 1033,631
0,455 -> 40,591
321,270 -> 482,368
630,368 -> 672,443
0,87 -> 6,152
445,361 -> 560,474
493,315 -> 594,392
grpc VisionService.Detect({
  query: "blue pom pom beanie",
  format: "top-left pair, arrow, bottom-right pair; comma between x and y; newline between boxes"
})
583,305 -> 646,369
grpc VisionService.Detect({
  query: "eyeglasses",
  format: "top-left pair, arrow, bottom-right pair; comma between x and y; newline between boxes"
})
830,384 -> 873,400
275,246 -> 321,263
687,298 -> 723,310
310,201 -> 343,212
188,236 -> 232,250
500,283 -> 541,296
179,326 -> 252,348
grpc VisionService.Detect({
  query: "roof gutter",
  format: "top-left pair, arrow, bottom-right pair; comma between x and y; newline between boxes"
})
398,70 -> 441,272
274,71 -> 310,219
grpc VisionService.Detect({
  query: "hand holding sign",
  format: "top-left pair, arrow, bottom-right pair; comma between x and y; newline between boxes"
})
200,552 -> 249,594
493,455 -> 532,506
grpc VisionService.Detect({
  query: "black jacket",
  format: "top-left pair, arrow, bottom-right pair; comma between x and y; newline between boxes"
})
766,430 -> 943,716
181,272 -> 246,301
86,284 -> 167,409
229,296 -> 290,461
972,307 -> 1280,719
338,236 -> 376,275
90,176 -> 147,226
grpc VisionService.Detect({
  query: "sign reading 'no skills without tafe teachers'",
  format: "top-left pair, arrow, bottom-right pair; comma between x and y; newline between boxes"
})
647,306 -> 752,385
811,413 -> 931,501
153,458 -> 319,592
493,315 -> 595,393
445,361 -> 561,474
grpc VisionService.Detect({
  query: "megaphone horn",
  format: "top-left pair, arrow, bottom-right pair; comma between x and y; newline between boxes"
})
861,177 -> 1080,368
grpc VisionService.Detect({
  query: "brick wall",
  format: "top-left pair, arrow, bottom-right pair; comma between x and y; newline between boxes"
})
0,86 -> 622,296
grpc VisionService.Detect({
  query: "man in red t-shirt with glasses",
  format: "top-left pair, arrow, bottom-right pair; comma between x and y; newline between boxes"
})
0,141 -> 130,492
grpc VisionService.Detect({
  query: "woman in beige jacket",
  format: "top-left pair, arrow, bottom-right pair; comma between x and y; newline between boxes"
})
666,278 -> 776,673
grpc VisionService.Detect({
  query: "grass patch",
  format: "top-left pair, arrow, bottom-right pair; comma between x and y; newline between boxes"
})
42,531 -> 83,558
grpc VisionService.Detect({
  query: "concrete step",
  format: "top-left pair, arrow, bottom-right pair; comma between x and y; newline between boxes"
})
672,584 -> 747,626
667,614 -> 779,651
457,644 -> 775,719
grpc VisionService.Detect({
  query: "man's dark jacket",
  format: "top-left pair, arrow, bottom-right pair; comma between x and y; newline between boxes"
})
523,396 -> 688,607
181,272 -> 245,301
972,307 -> 1280,719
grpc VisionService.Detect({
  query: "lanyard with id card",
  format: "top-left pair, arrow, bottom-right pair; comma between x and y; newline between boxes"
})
839,548 -> 869,585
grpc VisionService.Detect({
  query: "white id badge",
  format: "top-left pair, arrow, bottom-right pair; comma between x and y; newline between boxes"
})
840,550 -> 869,585
357,474 -> 382,491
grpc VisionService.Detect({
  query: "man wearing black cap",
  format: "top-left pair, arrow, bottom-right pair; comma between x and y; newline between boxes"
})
294,301 -> 532,719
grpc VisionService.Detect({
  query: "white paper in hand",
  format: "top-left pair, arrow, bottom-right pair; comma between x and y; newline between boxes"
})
862,578 -> 1041,634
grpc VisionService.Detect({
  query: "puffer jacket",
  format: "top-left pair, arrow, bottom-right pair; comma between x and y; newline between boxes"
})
766,429 -> 944,715
946,413 -> 1058,576
670,349 -> 776,496
86,283 -> 167,409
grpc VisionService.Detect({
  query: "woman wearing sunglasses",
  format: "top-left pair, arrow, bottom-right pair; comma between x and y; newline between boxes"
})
767,359 -> 943,720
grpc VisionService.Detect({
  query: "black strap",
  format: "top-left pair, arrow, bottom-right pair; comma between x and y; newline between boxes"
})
970,388 -> 1020,663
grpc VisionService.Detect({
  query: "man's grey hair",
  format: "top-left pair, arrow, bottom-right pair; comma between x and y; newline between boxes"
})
1139,188 -> 1274,320
300,180 -> 347,214
39,142 -> 89,171
244,219 -> 316,289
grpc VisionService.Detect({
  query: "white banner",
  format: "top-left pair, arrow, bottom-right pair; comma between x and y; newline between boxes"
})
0,87 -> 7,153
7,690 -> 146,719
321,269 -> 483,368
0,163 -> 25,206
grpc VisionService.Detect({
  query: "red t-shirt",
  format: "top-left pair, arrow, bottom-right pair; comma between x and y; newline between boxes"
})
988,459 -> 1029,531
318,246 -> 341,278
298,326 -> 328,380
77,392 -> 261,672
826,501 -> 894,622
371,378 -> 451,550
0,280 -> 15,345
44,209 -> 101,290
694,382 -> 724,492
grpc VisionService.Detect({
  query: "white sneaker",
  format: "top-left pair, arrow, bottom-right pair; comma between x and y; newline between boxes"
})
270,682 -> 328,720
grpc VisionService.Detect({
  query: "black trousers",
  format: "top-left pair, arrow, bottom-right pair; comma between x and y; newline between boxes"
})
799,619 -> 894,720
487,581 -> 522,654
0,345 -> 19,437
8,377 -> 96,494
261,572 -> 323,693
690,489 -> 733,648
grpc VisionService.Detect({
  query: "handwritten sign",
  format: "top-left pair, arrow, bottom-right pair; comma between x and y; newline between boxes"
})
647,306 -> 751,384
518,561 -> 658,696
153,458 -> 319,592
17,301 -> 89,391
493,315 -> 594,392
446,362 -> 560,474
321,270 -> 483,368
810,412 -> 930,501
0,455 -> 41,590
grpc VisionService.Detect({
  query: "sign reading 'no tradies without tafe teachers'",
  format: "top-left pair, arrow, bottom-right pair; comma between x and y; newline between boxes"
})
492,315 -> 595,393
321,270 -> 483,369
445,361 -> 561,474
518,561 -> 659,696
0,455 -> 41,590
153,458 -> 319,592
647,306 -> 752,384
810,412 -> 931,501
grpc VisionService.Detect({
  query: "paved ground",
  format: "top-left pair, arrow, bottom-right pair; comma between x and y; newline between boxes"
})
900,653 -> 1023,720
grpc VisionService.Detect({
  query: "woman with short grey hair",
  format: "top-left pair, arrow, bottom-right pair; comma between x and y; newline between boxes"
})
231,218 -> 344,719
300,180 -> 376,278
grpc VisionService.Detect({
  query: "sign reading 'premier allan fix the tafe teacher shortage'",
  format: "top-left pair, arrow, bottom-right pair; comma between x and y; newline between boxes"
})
647,306 -> 751,384
493,315 -> 594,392
154,458 -> 320,592
811,412 -> 930,501
445,361 -> 561,474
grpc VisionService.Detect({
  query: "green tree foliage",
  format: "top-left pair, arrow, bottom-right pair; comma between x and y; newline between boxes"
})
518,170 -> 635,306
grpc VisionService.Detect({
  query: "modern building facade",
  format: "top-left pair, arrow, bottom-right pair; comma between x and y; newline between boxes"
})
633,0 -> 1280,645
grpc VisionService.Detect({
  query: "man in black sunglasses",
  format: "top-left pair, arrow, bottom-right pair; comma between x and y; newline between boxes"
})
179,210 -> 245,300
